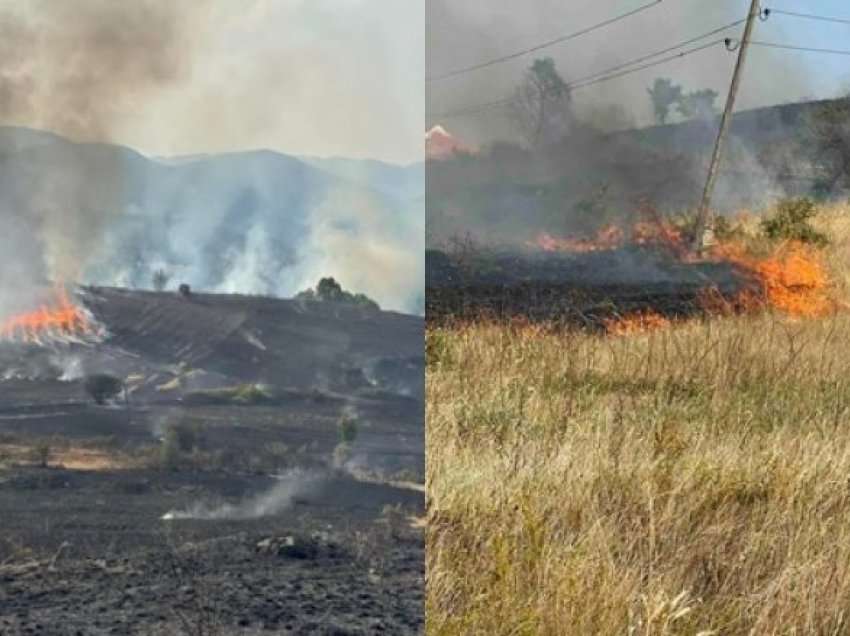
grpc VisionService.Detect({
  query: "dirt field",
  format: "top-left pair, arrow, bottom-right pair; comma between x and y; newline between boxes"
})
0,289 -> 424,635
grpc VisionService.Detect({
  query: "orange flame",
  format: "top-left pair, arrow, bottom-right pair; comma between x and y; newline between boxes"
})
707,240 -> 833,318
530,214 -> 687,256
603,309 -> 671,336
0,287 -> 92,343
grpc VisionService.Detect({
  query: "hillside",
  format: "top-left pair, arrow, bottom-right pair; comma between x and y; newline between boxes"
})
0,126 -> 424,313
0,285 -> 424,633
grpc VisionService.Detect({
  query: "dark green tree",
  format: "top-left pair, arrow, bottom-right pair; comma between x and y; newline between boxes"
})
316,277 -> 344,302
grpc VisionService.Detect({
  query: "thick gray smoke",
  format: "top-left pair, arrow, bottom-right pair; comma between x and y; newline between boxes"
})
0,1 -> 424,318
426,1 -> 838,248
0,1 -> 209,318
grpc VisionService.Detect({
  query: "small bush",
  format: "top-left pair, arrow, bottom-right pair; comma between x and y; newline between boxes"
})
159,422 -> 204,471
337,413 -> 359,445
84,374 -> 124,405
761,198 -> 829,246
295,277 -> 380,311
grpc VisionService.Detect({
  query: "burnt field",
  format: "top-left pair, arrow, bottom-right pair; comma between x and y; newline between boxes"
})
0,287 -> 424,635
425,247 -> 756,327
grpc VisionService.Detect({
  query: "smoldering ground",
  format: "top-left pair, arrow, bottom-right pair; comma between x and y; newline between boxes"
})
161,469 -> 327,521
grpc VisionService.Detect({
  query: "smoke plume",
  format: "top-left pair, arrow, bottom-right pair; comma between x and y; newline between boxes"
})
161,469 -> 326,521
0,0 -> 209,313
426,0 -> 840,247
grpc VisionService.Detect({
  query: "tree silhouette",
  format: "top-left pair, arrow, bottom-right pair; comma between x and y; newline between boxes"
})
511,57 -> 573,147
647,78 -> 683,125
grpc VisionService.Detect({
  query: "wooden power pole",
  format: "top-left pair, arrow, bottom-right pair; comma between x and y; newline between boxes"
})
692,0 -> 762,253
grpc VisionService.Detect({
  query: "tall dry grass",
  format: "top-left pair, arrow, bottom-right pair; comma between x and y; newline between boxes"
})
427,202 -> 850,635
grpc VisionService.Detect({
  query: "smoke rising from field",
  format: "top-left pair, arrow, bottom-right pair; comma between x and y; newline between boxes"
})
426,0 -> 838,248
161,469 -> 326,521
0,0 -> 209,319
0,1 -> 424,318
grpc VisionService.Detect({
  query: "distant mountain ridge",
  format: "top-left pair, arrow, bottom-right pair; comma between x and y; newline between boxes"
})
0,126 -> 424,315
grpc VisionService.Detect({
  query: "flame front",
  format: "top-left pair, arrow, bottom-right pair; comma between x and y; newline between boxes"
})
708,240 -> 833,318
0,287 -> 93,344
603,309 -> 671,336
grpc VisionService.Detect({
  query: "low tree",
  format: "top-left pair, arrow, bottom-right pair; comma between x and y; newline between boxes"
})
296,277 -> 380,311
84,374 -> 124,405
511,57 -> 573,147
648,78 -> 683,125
677,89 -> 720,121
316,277 -> 344,302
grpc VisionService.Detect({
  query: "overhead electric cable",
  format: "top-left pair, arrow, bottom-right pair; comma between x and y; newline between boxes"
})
751,41 -> 850,56
427,0 -> 663,83
762,8 -> 850,26
431,38 -> 727,120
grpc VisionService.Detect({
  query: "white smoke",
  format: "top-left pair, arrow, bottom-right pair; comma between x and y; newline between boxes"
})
161,469 -> 326,521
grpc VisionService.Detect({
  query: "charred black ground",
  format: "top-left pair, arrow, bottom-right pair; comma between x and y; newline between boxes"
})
425,247 -> 758,327
0,287 -> 424,635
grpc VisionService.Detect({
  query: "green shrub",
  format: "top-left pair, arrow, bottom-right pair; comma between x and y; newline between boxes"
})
338,413 -> 359,445
761,198 -> 829,246
296,277 -> 380,311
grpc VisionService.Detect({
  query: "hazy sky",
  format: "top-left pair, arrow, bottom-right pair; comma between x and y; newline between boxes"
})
0,0 -> 424,164
427,0 -> 850,143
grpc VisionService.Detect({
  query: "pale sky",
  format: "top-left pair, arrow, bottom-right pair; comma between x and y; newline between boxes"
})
0,0 -> 425,164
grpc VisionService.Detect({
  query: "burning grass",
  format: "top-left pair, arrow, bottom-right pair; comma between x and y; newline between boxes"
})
0,287 -> 98,344
427,201 -> 850,634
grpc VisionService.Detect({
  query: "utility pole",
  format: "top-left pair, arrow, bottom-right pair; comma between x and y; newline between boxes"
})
692,0 -> 762,253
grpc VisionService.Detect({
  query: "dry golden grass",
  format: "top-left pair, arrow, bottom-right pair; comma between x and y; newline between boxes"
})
427,202 -> 850,635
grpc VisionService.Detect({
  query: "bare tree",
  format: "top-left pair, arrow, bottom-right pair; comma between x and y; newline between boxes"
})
510,57 -> 573,147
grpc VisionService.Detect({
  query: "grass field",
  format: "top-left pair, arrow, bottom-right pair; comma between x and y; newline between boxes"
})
426,203 -> 850,635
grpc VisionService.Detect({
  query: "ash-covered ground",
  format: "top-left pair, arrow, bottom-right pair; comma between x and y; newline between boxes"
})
0,287 -> 424,635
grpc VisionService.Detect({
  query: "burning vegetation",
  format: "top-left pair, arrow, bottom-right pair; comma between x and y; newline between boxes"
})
428,199 -> 837,336
0,287 -> 98,345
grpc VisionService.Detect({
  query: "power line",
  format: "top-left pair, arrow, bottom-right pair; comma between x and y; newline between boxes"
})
751,41 -> 850,56
567,18 -> 746,87
430,38 -> 727,120
571,39 -> 725,90
763,8 -> 850,26
426,0 -> 663,83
